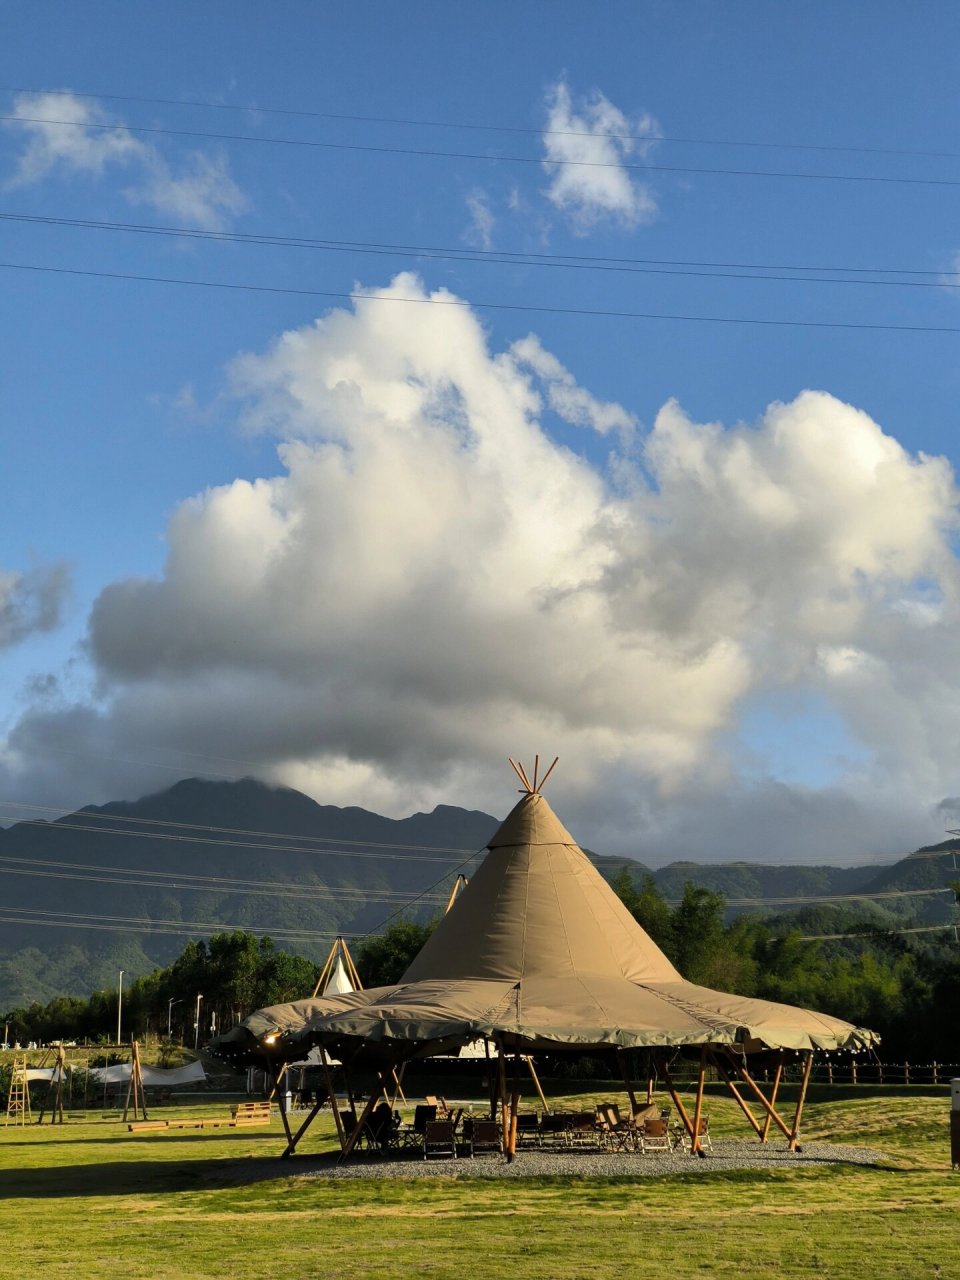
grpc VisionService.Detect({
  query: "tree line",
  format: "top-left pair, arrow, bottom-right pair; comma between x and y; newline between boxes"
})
3,875 -> 957,1061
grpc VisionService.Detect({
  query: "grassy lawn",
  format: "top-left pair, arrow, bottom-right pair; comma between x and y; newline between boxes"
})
1,1090 -> 958,1279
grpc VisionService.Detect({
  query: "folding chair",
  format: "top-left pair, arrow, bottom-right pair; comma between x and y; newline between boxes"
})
678,1114 -> 712,1153
463,1117 -> 502,1157
423,1118 -> 457,1159
637,1115 -> 672,1154
595,1103 -> 633,1152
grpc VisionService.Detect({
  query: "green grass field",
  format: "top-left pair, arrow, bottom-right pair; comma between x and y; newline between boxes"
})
2,1090 -> 958,1279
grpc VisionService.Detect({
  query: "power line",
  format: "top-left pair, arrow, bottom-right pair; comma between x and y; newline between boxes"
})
0,860 -> 451,906
702,886 -> 952,909
5,260 -> 960,335
5,86 -> 960,162
5,211 -> 958,291
0,814 -> 485,863
0,799 -> 484,855
6,112 -> 960,192
0,904 -> 370,942
8,799 -> 956,872
798,923 -> 956,942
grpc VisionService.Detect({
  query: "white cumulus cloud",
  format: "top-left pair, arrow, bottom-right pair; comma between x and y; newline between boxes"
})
541,80 -> 659,232
4,275 -> 960,859
4,91 -> 246,229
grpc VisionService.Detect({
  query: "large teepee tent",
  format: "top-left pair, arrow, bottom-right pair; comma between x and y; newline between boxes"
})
213,762 -> 876,1157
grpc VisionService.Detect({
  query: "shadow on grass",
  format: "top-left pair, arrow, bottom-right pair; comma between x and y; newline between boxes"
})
0,1131 -> 285,1149
0,1152 -> 341,1199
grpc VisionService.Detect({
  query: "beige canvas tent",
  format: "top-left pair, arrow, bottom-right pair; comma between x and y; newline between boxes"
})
213,764 -> 876,1158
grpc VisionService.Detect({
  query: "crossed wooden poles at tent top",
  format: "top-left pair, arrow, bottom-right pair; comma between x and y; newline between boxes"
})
508,755 -> 559,795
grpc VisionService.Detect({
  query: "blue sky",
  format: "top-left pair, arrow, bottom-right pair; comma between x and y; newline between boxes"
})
2,2 -> 960,861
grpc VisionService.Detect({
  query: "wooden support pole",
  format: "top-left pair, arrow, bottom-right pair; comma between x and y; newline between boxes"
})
660,1059 -> 695,1142
788,1051 -> 814,1152
122,1041 -> 147,1124
484,1038 -> 497,1120
276,1075 -> 294,1147
389,1062 -> 407,1108
690,1049 -> 707,1158
281,1099 -> 326,1159
497,1043 -> 510,1153
760,1052 -> 785,1144
507,1054 -> 521,1161
646,1053 -> 655,1107
727,1054 -> 794,1142
320,1048 -> 345,1150
338,1087 -> 380,1163
525,1056 -> 550,1115
310,938 -> 338,999
710,1053 -> 763,1137
616,1049 -> 638,1114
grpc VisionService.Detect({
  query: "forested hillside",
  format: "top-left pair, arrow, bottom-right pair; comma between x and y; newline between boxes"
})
1,776 -> 957,1009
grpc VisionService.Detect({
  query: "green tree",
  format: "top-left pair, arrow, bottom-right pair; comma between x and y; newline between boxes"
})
355,920 -> 434,987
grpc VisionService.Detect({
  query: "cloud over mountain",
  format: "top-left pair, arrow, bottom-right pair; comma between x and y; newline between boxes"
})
4,274 -> 959,857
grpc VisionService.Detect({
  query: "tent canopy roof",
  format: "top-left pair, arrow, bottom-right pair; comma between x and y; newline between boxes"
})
214,785 -> 877,1063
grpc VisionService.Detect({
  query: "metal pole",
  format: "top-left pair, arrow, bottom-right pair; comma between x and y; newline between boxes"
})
116,971 -> 123,1045
194,993 -> 203,1050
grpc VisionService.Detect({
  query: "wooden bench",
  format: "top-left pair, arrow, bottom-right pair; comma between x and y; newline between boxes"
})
230,1101 -> 273,1127
128,1103 -> 272,1134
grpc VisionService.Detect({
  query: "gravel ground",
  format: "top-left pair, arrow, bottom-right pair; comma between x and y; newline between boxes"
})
292,1138 -> 888,1181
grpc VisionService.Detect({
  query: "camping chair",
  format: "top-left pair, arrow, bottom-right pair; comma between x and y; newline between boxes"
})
637,1115 -> 672,1154
463,1117 -> 502,1157
678,1115 -> 712,1153
516,1112 -> 541,1148
569,1110 -> 602,1149
423,1118 -> 457,1159
424,1094 -> 451,1118
341,1112 -> 376,1153
595,1103 -> 633,1153
539,1111 -> 569,1147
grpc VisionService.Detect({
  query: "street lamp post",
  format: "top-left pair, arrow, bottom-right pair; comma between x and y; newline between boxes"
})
194,993 -> 203,1051
117,970 -> 124,1045
167,998 -> 181,1038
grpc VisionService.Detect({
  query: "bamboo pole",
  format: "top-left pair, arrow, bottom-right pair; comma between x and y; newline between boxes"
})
788,1051 -> 815,1152
320,1048 -> 345,1150
507,1054 -> 522,1160
497,1043 -> 510,1153
726,1054 -> 794,1142
538,756 -> 560,791
616,1049 -> 638,1113
689,1049 -> 707,1157
281,1098 -> 327,1158
709,1053 -> 763,1137
761,1052 -> 785,1144
660,1059 -> 695,1142
276,1070 -> 294,1147
338,1087 -> 380,1163
525,1056 -> 550,1115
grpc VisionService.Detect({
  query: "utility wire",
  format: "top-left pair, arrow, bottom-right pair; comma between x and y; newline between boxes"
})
5,261 -> 960,335
0,838 -> 947,912
0,815 -> 485,863
0,862 -> 450,906
5,88 -> 960,162
5,113 -> 960,191
0,799 -> 484,855
5,211 -> 958,291
0,904 -> 367,941
6,800 -> 958,872
798,923 -> 957,942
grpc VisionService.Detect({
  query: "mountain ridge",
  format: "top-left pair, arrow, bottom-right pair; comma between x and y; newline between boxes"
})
1,776 -> 956,1009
